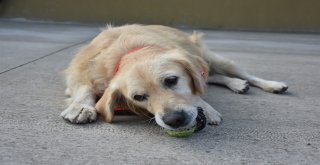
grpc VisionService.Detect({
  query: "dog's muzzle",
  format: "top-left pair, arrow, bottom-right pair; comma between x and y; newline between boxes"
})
160,107 -> 207,131
162,110 -> 190,128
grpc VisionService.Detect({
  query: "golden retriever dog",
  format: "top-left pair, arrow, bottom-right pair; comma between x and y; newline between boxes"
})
61,25 -> 288,131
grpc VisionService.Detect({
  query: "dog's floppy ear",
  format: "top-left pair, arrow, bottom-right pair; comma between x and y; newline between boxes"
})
95,85 -> 120,123
174,55 -> 209,95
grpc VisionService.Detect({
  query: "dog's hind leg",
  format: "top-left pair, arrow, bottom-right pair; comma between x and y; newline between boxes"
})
60,85 -> 97,124
203,51 -> 288,93
208,74 -> 249,94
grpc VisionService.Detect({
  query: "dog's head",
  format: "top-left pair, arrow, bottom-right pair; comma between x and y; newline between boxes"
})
96,48 -> 208,130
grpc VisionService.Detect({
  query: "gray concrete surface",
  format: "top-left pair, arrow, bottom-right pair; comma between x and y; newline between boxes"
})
0,20 -> 319,165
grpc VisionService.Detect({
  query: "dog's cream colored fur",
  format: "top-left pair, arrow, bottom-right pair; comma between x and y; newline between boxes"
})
61,25 -> 288,130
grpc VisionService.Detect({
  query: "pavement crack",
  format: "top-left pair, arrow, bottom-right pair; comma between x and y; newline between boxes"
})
0,38 -> 93,75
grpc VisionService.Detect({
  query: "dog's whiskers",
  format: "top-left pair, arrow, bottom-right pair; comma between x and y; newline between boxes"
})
142,117 -> 157,126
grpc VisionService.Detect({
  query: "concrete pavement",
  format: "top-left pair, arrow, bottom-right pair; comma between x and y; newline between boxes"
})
0,20 -> 319,164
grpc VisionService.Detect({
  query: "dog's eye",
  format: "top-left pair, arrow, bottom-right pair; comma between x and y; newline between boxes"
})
164,76 -> 178,87
133,94 -> 148,102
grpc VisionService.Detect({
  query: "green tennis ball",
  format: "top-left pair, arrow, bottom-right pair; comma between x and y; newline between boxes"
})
166,128 -> 195,137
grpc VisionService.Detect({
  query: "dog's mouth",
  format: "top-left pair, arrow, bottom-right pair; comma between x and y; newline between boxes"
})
177,107 -> 207,132
164,107 -> 207,137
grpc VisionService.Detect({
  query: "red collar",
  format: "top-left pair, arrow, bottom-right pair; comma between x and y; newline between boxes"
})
113,47 -> 145,75
200,70 -> 206,79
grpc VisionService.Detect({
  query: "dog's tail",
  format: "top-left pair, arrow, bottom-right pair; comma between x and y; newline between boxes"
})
189,31 -> 204,46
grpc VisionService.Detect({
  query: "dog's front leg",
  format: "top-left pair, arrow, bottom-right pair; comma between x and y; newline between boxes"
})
60,85 -> 97,123
193,97 -> 222,125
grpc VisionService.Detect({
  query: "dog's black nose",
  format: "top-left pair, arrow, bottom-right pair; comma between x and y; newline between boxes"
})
162,111 -> 188,128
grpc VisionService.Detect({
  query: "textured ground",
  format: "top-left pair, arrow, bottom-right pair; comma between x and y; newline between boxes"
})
0,20 -> 319,165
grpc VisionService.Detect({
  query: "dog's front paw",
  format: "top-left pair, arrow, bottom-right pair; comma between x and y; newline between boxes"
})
204,109 -> 223,125
262,81 -> 288,94
60,103 -> 97,124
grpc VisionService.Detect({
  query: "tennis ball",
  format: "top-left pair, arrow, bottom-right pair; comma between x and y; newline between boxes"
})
166,128 -> 195,137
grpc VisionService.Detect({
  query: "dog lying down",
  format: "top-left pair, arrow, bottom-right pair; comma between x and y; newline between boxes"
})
61,25 -> 288,132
